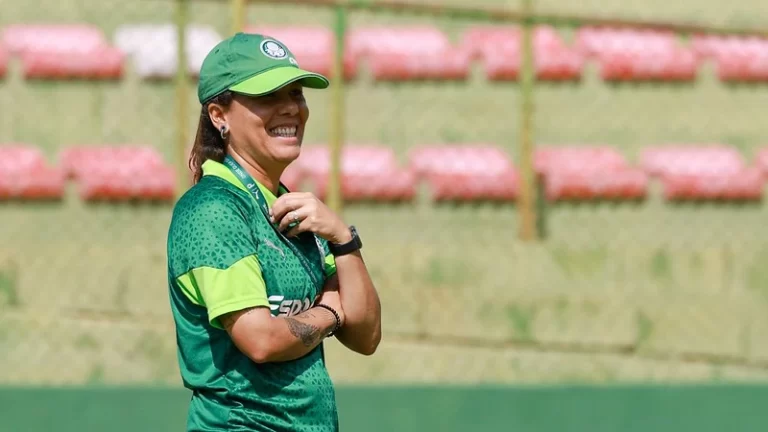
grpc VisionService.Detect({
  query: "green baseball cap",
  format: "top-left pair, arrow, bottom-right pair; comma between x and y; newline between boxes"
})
197,32 -> 330,104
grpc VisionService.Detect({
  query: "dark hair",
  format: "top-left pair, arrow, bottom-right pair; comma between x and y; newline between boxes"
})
189,91 -> 235,184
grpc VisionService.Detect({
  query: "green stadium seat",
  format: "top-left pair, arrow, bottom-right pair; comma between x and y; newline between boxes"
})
245,26 -> 357,80
462,25 -> 583,81
296,145 -> 416,202
114,24 -> 222,78
2,24 -> 124,80
408,145 -> 518,202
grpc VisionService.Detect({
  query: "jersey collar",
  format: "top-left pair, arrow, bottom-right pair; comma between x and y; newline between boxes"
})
201,159 -> 281,207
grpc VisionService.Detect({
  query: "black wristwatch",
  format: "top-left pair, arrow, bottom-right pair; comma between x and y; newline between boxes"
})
328,225 -> 363,257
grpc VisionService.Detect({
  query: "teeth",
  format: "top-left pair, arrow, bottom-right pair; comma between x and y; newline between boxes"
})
270,126 -> 297,137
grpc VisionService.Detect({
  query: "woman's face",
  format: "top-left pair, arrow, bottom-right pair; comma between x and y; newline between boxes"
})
220,82 -> 309,168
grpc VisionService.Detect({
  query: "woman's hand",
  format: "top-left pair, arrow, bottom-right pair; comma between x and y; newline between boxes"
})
270,192 -> 352,244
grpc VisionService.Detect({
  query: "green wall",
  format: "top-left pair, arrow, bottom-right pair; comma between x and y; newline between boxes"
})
1,384 -> 767,432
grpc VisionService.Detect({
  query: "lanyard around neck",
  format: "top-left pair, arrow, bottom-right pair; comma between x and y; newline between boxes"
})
222,155 -> 325,290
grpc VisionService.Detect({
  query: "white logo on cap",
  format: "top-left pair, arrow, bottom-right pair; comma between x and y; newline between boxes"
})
260,39 -> 287,59
289,57 -> 299,66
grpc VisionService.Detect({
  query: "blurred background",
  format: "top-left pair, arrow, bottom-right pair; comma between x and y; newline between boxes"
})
1,0 -> 768,430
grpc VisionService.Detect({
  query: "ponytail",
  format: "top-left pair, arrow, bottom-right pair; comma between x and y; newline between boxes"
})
189,91 -> 234,184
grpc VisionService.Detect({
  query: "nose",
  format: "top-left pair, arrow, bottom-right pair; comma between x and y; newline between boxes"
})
277,94 -> 300,117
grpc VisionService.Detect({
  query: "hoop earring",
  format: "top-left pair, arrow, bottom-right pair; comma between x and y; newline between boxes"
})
220,125 -> 228,140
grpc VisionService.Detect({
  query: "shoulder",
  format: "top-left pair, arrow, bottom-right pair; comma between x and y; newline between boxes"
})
171,176 -> 252,228
167,177 -> 258,274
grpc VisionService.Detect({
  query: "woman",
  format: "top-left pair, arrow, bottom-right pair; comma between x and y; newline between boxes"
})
166,32 -> 382,432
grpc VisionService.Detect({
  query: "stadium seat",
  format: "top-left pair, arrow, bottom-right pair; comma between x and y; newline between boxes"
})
368,48 -> 471,81
77,165 -> 176,202
246,26 -> 357,80
296,145 -> 416,202
60,145 -> 166,179
576,27 -> 697,82
461,25 -> 583,81
114,24 -> 222,78
640,145 -> 759,201
346,26 -> 468,82
0,144 -> 65,200
534,146 -> 646,200
348,26 -> 452,59
59,146 -> 174,201
692,35 -> 768,82
639,145 -> 745,177
408,145 -> 518,202
756,148 -> 768,175
0,45 -> 7,78
2,24 -> 124,80
660,168 -> 764,201
534,146 -> 629,175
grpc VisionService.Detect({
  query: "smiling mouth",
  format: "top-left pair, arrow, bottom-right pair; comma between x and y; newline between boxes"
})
269,126 -> 298,138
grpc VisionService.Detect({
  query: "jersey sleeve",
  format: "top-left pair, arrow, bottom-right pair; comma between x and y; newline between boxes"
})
169,189 -> 269,329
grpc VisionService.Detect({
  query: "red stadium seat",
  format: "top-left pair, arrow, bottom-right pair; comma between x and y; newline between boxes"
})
60,146 -> 166,179
534,146 -> 629,175
462,25 -> 583,81
246,26 -> 357,79
0,45 -> 7,78
2,24 -> 123,80
348,26 -> 452,59
576,27 -> 697,82
22,47 -> 123,80
347,26 -> 467,82
408,145 -> 518,202
59,146 -> 173,201
639,145 -> 745,177
369,48 -> 471,81
545,169 -> 648,201
0,144 -> 47,174
78,165 -> 175,202
661,168 -> 764,201
756,148 -> 768,176
534,146 -> 644,201
693,36 -> 768,82
296,145 -> 415,202
0,145 -> 65,200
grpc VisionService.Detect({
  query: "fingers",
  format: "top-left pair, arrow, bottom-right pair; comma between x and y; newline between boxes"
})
270,193 -> 313,224
284,217 -> 312,238
277,208 -> 307,233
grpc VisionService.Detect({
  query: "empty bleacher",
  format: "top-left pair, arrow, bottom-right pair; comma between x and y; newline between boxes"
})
0,22 -> 766,83
2,142 -> 764,204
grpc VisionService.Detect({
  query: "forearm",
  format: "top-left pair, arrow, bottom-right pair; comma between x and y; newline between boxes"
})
224,306 -> 337,364
334,251 -> 382,355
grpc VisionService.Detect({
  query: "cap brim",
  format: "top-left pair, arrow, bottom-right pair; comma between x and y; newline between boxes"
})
228,66 -> 329,96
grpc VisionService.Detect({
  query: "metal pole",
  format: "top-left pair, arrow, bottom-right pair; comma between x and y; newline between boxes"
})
232,0 -> 247,34
518,0 -> 537,241
175,0 -> 190,199
326,6 -> 347,214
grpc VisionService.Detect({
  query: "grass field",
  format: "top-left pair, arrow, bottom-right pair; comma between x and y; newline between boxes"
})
1,0 -> 768,385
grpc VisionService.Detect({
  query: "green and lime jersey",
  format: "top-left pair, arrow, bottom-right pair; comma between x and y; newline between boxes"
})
166,159 -> 339,432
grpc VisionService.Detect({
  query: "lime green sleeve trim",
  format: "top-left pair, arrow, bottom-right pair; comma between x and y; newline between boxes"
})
324,253 -> 337,277
182,255 -> 270,329
176,272 -> 206,306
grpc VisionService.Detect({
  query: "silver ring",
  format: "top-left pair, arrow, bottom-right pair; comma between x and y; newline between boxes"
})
292,212 -> 299,222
